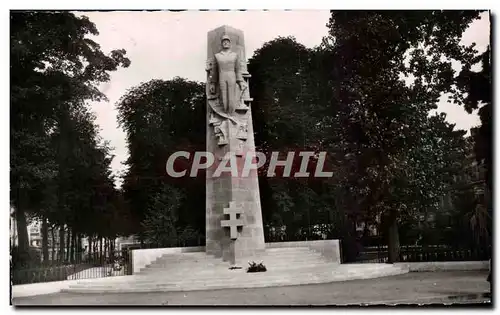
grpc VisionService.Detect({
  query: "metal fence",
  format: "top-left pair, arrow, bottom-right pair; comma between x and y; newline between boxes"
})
11,249 -> 132,285
351,245 -> 491,264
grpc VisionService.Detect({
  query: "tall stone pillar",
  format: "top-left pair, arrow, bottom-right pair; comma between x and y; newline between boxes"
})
205,25 -> 265,265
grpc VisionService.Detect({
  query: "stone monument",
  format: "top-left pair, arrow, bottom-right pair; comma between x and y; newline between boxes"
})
205,25 -> 265,265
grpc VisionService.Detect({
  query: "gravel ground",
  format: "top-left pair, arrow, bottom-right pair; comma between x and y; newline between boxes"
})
12,271 -> 491,306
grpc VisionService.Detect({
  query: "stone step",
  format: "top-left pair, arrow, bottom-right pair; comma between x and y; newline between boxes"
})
70,269 -> 392,289
168,264 -> 399,279
80,264 -> 405,282
138,268 -> 233,276
145,256 -> 325,269
261,251 -> 314,256
72,273 -> 314,288
140,251 -> 331,272
154,254 -> 215,260
139,260 -> 331,275
264,249 -> 317,253
144,262 -> 220,268
146,252 -> 325,264
246,251 -> 324,259
148,258 -> 222,264
93,264 -> 404,284
144,259 -> 220,266
258,255 -> 326,261
258,253 -> 323,259
63,266 -> 408,293
176,267 -> 400,286
138,265 -> 331,277
60,244 -> 410,295
153,252 -> 208,258
149,248 -> 318,263
154,262 -> 376,276
152,253 -> 320,264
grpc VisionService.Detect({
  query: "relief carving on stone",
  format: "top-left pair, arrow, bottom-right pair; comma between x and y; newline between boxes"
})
206,34 -> 250,147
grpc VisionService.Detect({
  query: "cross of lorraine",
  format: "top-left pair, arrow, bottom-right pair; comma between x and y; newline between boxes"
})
221,201 -> 244,240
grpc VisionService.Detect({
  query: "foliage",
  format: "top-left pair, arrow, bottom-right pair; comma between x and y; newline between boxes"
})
10,246 -> 41,269
141,186 -> 184,247
117,78 -> 206,242
12,265 -> 75,285
177,225 -> 203,247
323,10 -> 483,261
453,39 -> 491,251
10,11 -> 130,256
456,46 -> 491,191
246,20 -> 477,262
248,37 -> 338,244
449,173 -> 490,248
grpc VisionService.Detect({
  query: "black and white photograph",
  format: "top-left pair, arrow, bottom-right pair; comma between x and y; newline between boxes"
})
9,5 -> 493,307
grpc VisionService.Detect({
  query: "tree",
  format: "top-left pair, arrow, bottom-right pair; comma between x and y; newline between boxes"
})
395,113 -> 467,246
10,11 -> 130,258
117,78 -> 206,244
325,11 -> 482,262
456,46 -> 491,193
39,96 -> 124,261
141,186 -> 184,247
451,22 -> 491,250
248,37 -> 338,242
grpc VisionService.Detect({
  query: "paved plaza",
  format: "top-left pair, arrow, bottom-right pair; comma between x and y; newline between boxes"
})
12,271 -> 491,306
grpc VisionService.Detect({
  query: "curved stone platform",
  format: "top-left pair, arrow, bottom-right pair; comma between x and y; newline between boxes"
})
62,247 -> 409,294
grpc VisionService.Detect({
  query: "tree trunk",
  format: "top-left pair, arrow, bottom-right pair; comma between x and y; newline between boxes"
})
99,237 -> 103,262
89,235 -> 93,257
41,217 -> 49,262
65,228 -> 71,262
76,234 -> 81,261
50,227 -> 56,261
59,225 -> 65,262
104,238 -> 107,262
106,238 -> 110,258
342,218 -> 359,263
70,232 -> 76,263
14,202 -> 30,256
387,211 -> 400,263
75,233 -> 79,261
139,231 -> 144,248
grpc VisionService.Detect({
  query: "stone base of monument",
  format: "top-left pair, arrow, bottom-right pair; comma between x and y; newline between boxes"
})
61,243 -> 409,294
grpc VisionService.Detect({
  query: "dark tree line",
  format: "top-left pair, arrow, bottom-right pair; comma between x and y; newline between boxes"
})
116,78 -> 207,247
11,11 -> 132,266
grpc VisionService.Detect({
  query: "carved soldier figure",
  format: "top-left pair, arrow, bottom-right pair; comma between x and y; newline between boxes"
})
208,35 -> 246,114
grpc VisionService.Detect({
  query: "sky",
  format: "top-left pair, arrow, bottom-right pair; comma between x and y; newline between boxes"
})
78,11 -> 491,187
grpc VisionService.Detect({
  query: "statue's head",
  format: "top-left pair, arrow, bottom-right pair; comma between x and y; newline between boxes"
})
221,35 -> 231,49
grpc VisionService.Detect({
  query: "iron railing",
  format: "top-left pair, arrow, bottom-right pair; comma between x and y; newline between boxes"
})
11,249 -> 132,285
351,245 -> 491,264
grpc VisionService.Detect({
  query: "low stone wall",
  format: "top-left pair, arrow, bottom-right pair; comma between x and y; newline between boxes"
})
398,261 -> 489,272
131,246 -> 205,274
265,240 -> 341,264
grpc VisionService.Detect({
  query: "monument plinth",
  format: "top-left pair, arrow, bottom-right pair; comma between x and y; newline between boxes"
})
205,25 -> 265,265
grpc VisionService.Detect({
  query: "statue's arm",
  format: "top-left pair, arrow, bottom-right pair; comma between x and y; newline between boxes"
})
207,55 -> 217,83
235,53 -> 244,83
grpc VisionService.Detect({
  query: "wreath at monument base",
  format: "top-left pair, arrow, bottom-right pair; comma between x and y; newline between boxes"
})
247,261 -> 267,273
